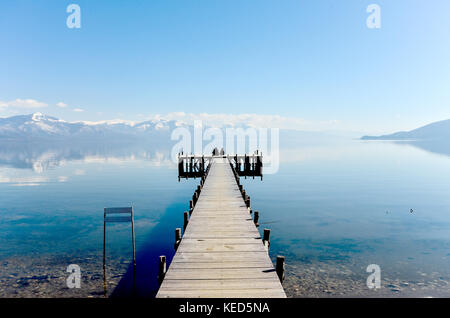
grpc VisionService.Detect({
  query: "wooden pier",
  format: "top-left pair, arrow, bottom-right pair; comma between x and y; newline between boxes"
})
178,153 -> 263,180
156,154 -> 286,298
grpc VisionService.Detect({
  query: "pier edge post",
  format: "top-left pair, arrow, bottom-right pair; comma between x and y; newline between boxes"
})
245,195 -> 250,208
263,228 -> 271,250
276,256 -> 285,283
174,228 -> 181,250
184,211 -> 189,232
158,255 -> 166,285
253,211 -> 259,227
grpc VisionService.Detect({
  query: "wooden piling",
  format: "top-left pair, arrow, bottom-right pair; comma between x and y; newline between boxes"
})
103,210 -> 106,296
184,211 -> 189,232
131,208 -> 136,291
174,228 -> 181,250
276,256 -> 285,283
245,195 -> 250,208
254,210 -> 259,227
158,255 -> 166,285
263,228 -> 271,250
193,193 -> 197,205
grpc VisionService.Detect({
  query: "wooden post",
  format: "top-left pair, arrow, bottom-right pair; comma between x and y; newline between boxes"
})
244,154 -> 247,172
253,211 -> 259,227
131,207 -> 136,293
263,228 -> 271,250
276,256 -> 285,283
190,200 -> 193,210
184,211 -> 189,232
174,228 -> 181,250
263,228 -> 270,241
178,157 -> 183,180
158,255 -> 166,285
193,192 -> 198,205
242,189 -> 246,199
103,209 -> 106,297
201,155 -> 205,175
245,195 -> 250,208
189,208 -> 193,216
252,156 -> 255,173
197,185 -> 201,193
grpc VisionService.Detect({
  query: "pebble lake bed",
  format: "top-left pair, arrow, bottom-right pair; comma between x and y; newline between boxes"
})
1,252 -> 449,298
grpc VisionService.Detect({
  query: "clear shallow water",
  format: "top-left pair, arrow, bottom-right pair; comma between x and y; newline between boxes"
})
0,138 -> 449,297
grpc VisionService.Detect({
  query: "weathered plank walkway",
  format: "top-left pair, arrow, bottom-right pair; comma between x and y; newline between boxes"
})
156,157 -> 286,298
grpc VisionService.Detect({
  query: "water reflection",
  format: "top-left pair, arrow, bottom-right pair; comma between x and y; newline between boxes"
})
394,139 -> 450,157
0,140 -> 174,173
0,136 -> 450,297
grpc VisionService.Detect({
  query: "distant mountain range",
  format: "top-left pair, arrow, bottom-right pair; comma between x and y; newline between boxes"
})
0,112 -> 182,140
361,119 -> 450,140
0,113 -> 351,143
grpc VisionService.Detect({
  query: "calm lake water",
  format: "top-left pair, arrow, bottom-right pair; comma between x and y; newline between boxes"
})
1,138 -> 449,297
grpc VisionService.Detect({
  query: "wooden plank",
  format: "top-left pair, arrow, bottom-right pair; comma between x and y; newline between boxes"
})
183,233 -> 261,239
180,238 -> 264,243
159,279 -> 282,289
168,261 -> 274,269
171,251 -> 271,262
175,243 -> 267,253
164,267 -> 278,280
184,225 -> 257,231
157,290 -> 286,298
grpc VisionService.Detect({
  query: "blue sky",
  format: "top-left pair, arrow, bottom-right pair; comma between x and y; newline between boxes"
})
1,0 -> 449,133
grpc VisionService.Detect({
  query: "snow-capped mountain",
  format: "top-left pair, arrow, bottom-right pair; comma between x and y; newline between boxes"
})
0,113 -> 183,139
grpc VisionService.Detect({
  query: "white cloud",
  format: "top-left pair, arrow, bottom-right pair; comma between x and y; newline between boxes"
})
146,112 -> 340,131
56,102 -> 68,108
78,118 -> 135,126
68,112 -> 340,131
73,112 -> 339,131
0,98 -> 48,109
73,108 -> 84,112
